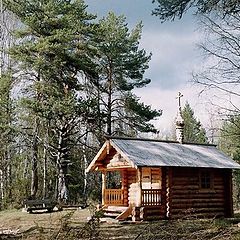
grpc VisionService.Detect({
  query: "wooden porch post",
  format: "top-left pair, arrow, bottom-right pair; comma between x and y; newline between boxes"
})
102,171 -> 106,206
137,168 -> 142,207
122,170 -> 128,206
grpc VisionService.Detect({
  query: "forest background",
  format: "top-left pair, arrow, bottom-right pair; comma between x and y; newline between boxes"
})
0,0 -> 239,209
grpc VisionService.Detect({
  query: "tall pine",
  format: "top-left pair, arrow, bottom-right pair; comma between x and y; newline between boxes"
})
4,0 -> 97,203
91,12 -> 161,138
182,102 -> 208,144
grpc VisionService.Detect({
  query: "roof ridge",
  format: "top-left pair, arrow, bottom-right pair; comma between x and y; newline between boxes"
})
104,135 -> 217,147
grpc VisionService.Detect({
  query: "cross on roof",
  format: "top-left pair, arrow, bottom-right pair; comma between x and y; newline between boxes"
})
176,92 -> 183,108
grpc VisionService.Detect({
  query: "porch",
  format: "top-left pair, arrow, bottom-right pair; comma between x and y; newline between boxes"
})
101,167 -> 164,208
96,150 -> 166,220
104,188 -> 163,207
102,188 -> 165,221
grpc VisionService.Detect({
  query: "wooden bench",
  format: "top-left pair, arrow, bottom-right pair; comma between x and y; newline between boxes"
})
23,199 -> 56,213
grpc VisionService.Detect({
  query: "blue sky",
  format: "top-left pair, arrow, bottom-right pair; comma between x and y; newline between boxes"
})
85,0 -> 208,135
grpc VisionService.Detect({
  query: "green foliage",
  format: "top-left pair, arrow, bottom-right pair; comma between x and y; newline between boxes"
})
4,0 -> 99,203
219,116 -> 240,207
0,1 -> 162,207
182,102 -> 208,143
219,116 -> 240,159
124,93 -> 162,133
96,12 -> 151,90
152,0 -> 240,21
4,0 -> 97,83
91,12 -> 161,136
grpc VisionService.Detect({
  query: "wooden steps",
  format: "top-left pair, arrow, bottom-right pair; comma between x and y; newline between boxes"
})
116,206 -> 133,220
103,206 -> 131,220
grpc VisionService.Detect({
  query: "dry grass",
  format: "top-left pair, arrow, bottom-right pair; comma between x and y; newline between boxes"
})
0,209 -> 240,239
0,208 -> 90,239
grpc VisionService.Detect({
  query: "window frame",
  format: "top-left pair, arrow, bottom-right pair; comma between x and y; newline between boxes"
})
199,170 -> 214,190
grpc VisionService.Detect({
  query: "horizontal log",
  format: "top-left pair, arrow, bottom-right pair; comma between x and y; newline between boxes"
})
213,186 -> 224,190
143,215 -> 165,221
172,195 -> 224,201
172,185 -> 199,190
172,188 -> 224,193
173,178 -> 198,183
214,178 -> 224,182
171,207 -> 224,214
171,212 -> 224,219
142,210 -> 166,216
171,202 -> 225,209
171,198 -> 225,204
172,183 -> 225,189
172,185 -> 225,191
171,190 -> 224,196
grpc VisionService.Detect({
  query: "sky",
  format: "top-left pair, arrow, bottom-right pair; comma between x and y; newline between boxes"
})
85,0 -> 212,136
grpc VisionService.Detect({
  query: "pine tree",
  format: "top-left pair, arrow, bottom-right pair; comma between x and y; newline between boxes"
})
91,12 -> 161,137
182,102 -> 208,144
4,0 -> 98,203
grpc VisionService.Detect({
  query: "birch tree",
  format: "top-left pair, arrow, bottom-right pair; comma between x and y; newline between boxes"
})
194,13 -> 240,115
0,1 -> 18,206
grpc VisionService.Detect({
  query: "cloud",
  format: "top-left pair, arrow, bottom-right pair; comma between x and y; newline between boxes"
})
134,84 -> 211,132
141,29 -> 202,89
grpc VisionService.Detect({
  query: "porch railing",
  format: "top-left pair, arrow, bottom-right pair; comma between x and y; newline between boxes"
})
142,189 -> 162,206
104,189 -> 124,206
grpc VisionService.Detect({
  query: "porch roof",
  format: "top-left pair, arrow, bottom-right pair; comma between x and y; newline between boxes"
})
109,137 -> 240,169
87,137 -> 240,171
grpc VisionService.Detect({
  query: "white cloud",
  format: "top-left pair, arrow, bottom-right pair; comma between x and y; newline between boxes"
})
140,29 -> 202,89
134,84 -> 212,132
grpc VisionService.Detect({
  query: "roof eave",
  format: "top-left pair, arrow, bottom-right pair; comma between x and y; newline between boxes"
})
86,141 -> 109,173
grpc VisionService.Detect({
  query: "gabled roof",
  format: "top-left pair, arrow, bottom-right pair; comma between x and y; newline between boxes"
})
87,137 -> 240,171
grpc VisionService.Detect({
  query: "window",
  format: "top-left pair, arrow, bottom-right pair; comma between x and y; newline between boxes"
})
200,171 -> 213,189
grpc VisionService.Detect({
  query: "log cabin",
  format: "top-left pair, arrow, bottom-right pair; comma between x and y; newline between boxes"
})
86,94 -> 240,221
87,136 -> 240,220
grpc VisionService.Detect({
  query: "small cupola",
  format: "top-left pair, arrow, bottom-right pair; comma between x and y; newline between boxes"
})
175,92 -> 184,143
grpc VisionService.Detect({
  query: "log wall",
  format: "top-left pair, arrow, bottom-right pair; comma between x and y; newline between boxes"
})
140,206 -> 166,220
127,169 -> 138,206
169,167 -> 232,219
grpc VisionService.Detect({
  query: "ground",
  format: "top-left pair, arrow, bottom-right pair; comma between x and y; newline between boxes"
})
0,208 -> 240,239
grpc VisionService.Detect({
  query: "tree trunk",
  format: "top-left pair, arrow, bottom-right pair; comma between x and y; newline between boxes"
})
43,141 -> 47,199
82,131 -> 88,203
58,166 -> 68,203
0,169 -> 3,201
31,118 -> 39,198
42,124 -> 50,199
56,126 -> 69,204
106,63 -> 113,135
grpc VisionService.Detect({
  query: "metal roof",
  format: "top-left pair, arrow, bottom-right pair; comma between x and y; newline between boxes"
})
110,138 -> 240,169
